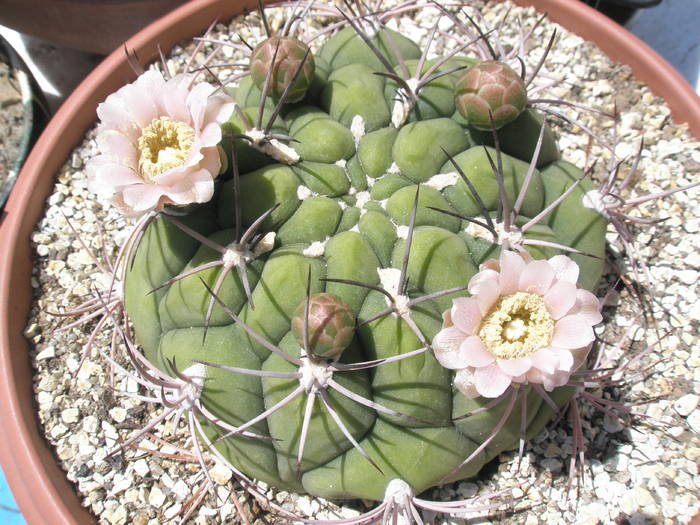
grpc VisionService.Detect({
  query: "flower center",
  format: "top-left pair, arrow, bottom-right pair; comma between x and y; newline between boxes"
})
478,292 -> 554,360
137,116 -> 195,180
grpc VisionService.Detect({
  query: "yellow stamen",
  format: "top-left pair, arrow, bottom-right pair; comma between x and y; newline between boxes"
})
137,117 -> 195,180
478,292 -> 554,360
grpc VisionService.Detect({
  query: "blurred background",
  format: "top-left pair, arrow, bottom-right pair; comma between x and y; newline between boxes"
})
0,0 -> 697,522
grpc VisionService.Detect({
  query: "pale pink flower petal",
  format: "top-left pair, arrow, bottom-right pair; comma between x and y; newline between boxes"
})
197,147 -> 224,180
441,307 -> 453,327
548,254 -> 579,284
450,297 -> 482,335
468,268 -> 500,294
454,368 -> 480,399
96,130 -> 138,169
87,160 -> 142,196
498,249 -> 526,295
570,345 -> 592,371
469,269 -> 501,314
162,75 -> 193,123
473,364 -> 513,398
163,168 -> 216,206
556,348 -> 574,372
530,347 -> 558,375
189,82 -> 218,130
496,357 -> 532,377
432,326 -> 468,363
551,314 -> 595,349
570,289 -> 603,325
542,370 -> 570,391
458,336 -> 494,367
526,367 -> 545,385
198,121 -> 224,147
120,184 -> 164,214
518,259 -> 555,295
543,280 -> 577,320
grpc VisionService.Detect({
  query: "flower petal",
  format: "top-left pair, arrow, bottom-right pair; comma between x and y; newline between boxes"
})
556,348 -> 574,372
570,289 -> 603,325
496,356 -> 532,377
450,297 -> 482,335
498,249 -> 525,295
87,158 -> 142,196
432,326 -> 468,369
548,254 -> 579,284
518,259 -> 554,295
542,370 -> 571,391
473,364 -> 513,398
551,314 -> 595,349
120,183 -> 164,213
162,74 -> 192,124
454,368 -> 480,399
530,347 -> 558,375
469,269 -> 501,315
459,336 -> 494,367
570,344 -> 593,372
543,280 -> 577,320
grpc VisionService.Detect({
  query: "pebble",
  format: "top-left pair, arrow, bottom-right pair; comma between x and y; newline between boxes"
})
108,407 -> 127,423
674,394 -> 700,417
61,408 -> 80,424
540,458 -> 563,473
35,346 -> 55,360
133,459 -> 150,478
148,486 -> 166,508
209,461 -> 233,485
687,411 -> 700,434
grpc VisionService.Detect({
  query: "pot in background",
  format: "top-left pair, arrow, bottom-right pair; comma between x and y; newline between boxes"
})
0,0 -> 188,54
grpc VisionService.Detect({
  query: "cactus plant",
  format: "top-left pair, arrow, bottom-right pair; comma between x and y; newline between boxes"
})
118,7 -> 606,504
77,1 -> 699,522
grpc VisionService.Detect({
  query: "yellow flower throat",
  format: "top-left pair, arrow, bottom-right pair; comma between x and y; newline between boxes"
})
478,292 -> 554,360
137,117 -> 195,180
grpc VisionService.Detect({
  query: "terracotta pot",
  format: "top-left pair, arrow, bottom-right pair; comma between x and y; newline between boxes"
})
0,0 -> 188,54
0,0 -> 698,523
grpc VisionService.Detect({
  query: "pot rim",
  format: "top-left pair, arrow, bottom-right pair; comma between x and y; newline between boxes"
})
0,0 -> 697,523
510,0 -> 700,137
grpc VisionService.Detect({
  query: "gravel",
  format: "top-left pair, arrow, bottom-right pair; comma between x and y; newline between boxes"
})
26,1 -> 700,524
0,56 -> 26,194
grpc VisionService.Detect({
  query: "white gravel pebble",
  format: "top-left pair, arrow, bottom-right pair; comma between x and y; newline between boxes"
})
687,411 -> 700,434
148,486 -> 166,508
675,394 -> 700,417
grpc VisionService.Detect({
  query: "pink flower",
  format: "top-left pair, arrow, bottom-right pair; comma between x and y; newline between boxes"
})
87,70 -> 234,217
432,250 -> 602,398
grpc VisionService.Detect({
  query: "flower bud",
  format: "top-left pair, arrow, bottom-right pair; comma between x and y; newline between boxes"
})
292,293 -> 355,360
250,36 -> 315,103
455,60 -> 527,130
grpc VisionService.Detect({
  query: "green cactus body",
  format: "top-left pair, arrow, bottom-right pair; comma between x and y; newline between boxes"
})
123,26 -> 606,501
